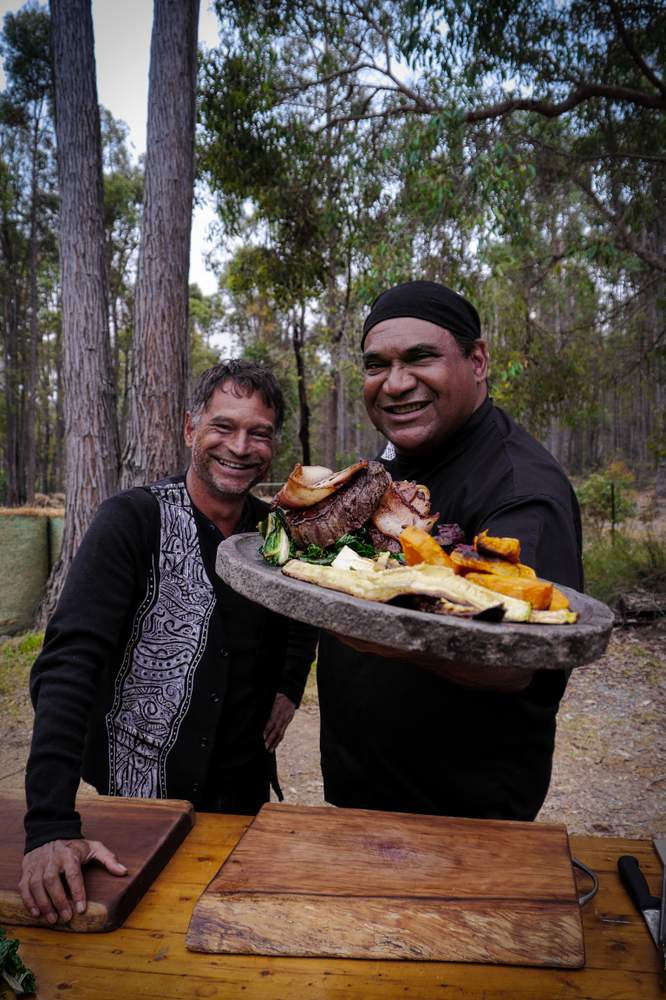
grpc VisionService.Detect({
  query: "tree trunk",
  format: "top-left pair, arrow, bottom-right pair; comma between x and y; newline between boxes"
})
1,261 -> 22,505
293,307 -> 311,465
41,0 -> 119,622
121,0 -> 200,487
24,116 -> 41,505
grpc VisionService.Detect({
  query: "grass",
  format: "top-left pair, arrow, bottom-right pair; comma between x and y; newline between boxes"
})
583,532 -> 666,606
0,632 -> 42,699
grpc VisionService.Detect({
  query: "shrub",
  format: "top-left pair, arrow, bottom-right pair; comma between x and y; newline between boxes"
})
0,631 -> 43,699
583,533 -> 666,606
576,462 -> 636,534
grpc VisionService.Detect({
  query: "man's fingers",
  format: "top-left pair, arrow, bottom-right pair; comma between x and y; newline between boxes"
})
85,840 -> 128,876
27,877 -> 57,923
62,860 -> 87,914
18,877 -> 40,919
42,867 -> 72,922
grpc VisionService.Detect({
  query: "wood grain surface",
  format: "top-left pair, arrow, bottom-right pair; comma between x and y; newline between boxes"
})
186,803 -> 585,967
2,815 -> 663,999
0,794 -> 194,932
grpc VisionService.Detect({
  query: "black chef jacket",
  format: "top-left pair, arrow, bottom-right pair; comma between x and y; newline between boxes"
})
317,397 -> 583,821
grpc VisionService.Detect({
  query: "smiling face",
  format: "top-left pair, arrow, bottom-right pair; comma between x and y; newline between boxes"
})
362,317 -> 489,458
184,383 -> 277,503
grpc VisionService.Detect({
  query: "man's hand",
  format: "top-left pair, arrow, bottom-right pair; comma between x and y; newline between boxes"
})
328,632 -> 532,693
263,692 -> 297,751
19,838 -> 127,924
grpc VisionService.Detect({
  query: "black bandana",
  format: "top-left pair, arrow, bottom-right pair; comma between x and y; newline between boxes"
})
362,280 -> 481,349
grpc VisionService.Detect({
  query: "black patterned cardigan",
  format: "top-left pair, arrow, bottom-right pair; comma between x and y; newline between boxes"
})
24,476 -> 315,852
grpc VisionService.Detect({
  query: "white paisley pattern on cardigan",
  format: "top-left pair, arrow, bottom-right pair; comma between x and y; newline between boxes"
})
105,482 -> 216,798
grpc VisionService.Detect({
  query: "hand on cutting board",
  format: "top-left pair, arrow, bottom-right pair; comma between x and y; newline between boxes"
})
263,692 -> 297,751
327,631 -> 532,692
19,838 -> 127,924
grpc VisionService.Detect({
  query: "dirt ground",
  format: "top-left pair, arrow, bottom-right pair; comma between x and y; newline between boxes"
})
276,623 -> 666,839
3,623 -> 663,839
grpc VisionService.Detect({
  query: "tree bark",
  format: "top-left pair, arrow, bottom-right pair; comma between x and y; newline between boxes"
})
121,0 -> 200,487
1,246 -> 22,505
24,113 -> 42,504
293,307 -> 311,465
42,0 -> 119,622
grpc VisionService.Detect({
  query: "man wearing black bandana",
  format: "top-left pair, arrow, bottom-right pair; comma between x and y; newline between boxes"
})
317,280 -> 583,821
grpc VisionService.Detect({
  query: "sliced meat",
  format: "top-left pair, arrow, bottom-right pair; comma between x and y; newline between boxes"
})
368,525 -> 402,553
371,481 -> 439,540
283,461 -> 391,549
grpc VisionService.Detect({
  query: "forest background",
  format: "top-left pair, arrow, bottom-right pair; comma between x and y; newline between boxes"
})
1,0 -> 665,608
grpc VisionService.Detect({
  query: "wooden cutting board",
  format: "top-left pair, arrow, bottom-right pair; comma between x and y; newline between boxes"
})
187,803 -> 585,967
0,794 -> 194,932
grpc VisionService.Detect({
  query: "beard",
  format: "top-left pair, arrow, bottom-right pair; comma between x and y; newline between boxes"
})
189,445 -> 267,499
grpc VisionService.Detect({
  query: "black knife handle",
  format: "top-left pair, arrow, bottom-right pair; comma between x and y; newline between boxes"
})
618,855 -> 661,912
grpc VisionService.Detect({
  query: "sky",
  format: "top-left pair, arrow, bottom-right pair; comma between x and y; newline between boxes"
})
0,0 -> 222,294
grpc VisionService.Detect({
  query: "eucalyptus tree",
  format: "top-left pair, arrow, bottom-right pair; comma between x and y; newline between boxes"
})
0,3 -> 56,504
44,0 -> 119,618
201,1 -> 398,466
121,0 -> 200,487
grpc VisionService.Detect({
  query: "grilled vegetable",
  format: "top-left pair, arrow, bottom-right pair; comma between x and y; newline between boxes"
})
549,586 -> 571,611
399,526 -> 453,567
281,560 -> 533,621
474,529 -> 521,563
529,608 -> 578,624
450,546 -> 523,577
258,511 -> 292,566
465,572 -> 554,610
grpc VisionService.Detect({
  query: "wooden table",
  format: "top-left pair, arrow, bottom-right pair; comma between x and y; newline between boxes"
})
4,814 -> 664,999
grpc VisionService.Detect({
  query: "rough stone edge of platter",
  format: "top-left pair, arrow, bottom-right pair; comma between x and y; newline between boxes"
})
216,534 -> 614,671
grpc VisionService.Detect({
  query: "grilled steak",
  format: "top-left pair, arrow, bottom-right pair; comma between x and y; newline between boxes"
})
282,461 -> 391,549
368,525 -> 402,553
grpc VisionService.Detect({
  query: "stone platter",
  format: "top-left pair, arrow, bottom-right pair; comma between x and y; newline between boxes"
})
216,533 -> 614,672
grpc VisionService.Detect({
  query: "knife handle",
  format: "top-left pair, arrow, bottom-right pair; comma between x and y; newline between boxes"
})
618,855 -> 661,912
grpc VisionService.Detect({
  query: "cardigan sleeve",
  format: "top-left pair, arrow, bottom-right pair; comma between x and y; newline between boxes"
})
24,491 -> 155,853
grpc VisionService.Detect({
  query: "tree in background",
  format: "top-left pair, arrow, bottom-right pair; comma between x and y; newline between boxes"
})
0,3 -> 57,504
199,0 -> 664,474
121,0 -> 200,487
200,1 -> 395,469
43,0 -> 119,619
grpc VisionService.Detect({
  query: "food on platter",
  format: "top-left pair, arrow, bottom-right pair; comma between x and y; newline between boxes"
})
259,462 -> 577,625
449,546 -> 536,578
464,572 -> 554,610
400,525 -> 453,567
282,558 -> 532,622
473,529 -> 521,563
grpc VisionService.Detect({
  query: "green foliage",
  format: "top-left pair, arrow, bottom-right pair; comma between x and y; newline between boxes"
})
583,533 -> 666,606
0,631 -> 42,698
0,925 -> 36,997
0,3 -> 52,105
576,463 -> 637,532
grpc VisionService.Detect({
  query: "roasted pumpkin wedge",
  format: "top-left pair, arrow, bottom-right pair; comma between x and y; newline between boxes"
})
450,546 -> 523,577
474,529 -> 521,563
465,572 -> 554,610
516,562 -> 537,578
549,586 -> 571,611
400,526 -> 453,567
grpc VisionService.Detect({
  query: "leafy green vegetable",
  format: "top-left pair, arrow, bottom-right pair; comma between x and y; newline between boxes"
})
258,510 -> 294,566
0,928 -> 36,996
298,530 -> 378,565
